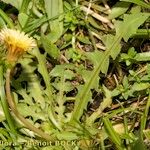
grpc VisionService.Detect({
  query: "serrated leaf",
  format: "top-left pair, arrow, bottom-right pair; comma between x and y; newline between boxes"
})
52,81 -> 73,92
86,50 -> 103,66
102,34 -> 121,60
86,50 -> 109,74
50,65 -> 75,80
17,103 -> 46,122
41,35 -> 60,59
86,86 -> 112,125
50,65 -> 64,77
71,90 -> 92,121
14,58 -> 46,108
104,13 -> 149,59
31,48 -> 53,103
122,13 -> 150,41
28,75 -> 46,109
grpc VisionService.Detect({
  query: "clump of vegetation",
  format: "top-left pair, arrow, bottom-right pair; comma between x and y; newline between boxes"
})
0,0 -> 149,149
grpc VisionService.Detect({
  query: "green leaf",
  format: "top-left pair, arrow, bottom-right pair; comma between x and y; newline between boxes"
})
31,48 -> 53,103
122,13 -> 150,41
77,35 -> 91,44
86,50 -> 103,67
28,75 -> 46,108
41,35 -> 60,59
31,48 -> 62,129
50,65 -> 75,80
0,8 -> 14,28
44,32 -> 61,44
0,17 -> 6,28
44,0 -> 63,41
101,58 -> 109,75
130,83 -> 150,93
72,89 -> 92,119
135,52 -> 150,61
17,103 -> 46,122
131,137 -> 146,150
86,51 -> 109,75
14,58 -> 46,108
88,16 -> 103,29
20,0 -> 30,13
23,16 -> 47,33
18,13 -> 28,28
86,86 -> 112,125
56,131 -> 78,140
102,34 -> 121,60
121,0 -> 150,9
52,81 -> 73,92
143,129 -> 150,141
109,1 -> 131,19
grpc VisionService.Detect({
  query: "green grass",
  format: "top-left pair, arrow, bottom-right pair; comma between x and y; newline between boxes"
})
0,0 -> 149,149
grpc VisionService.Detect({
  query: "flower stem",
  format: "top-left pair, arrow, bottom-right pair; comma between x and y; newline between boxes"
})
0,8 -> 14,28
0,66 -> 17,135
5,68 -> 54,141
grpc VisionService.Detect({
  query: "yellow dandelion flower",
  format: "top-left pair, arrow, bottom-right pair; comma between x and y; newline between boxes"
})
0,28 -> 36,63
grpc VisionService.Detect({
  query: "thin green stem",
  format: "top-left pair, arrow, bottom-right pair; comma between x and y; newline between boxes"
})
100,137 -> 105,150
0,66 -> 16,135
0,8 -> 14,28
118,101 -> 130,150
140,93 -> 150,139
5,68 -> 54,141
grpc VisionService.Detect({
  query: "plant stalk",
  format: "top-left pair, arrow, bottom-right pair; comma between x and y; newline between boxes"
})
5,68 -> 53,141
0,66 -> 16,135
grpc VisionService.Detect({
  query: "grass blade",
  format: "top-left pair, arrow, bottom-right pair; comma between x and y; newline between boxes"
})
103,117 -> 124,150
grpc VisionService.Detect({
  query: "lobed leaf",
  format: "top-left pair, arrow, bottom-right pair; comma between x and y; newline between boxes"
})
41,35 -> 60,59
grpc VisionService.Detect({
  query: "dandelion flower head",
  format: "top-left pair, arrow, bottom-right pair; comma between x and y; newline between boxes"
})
0,28 -> 36,63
